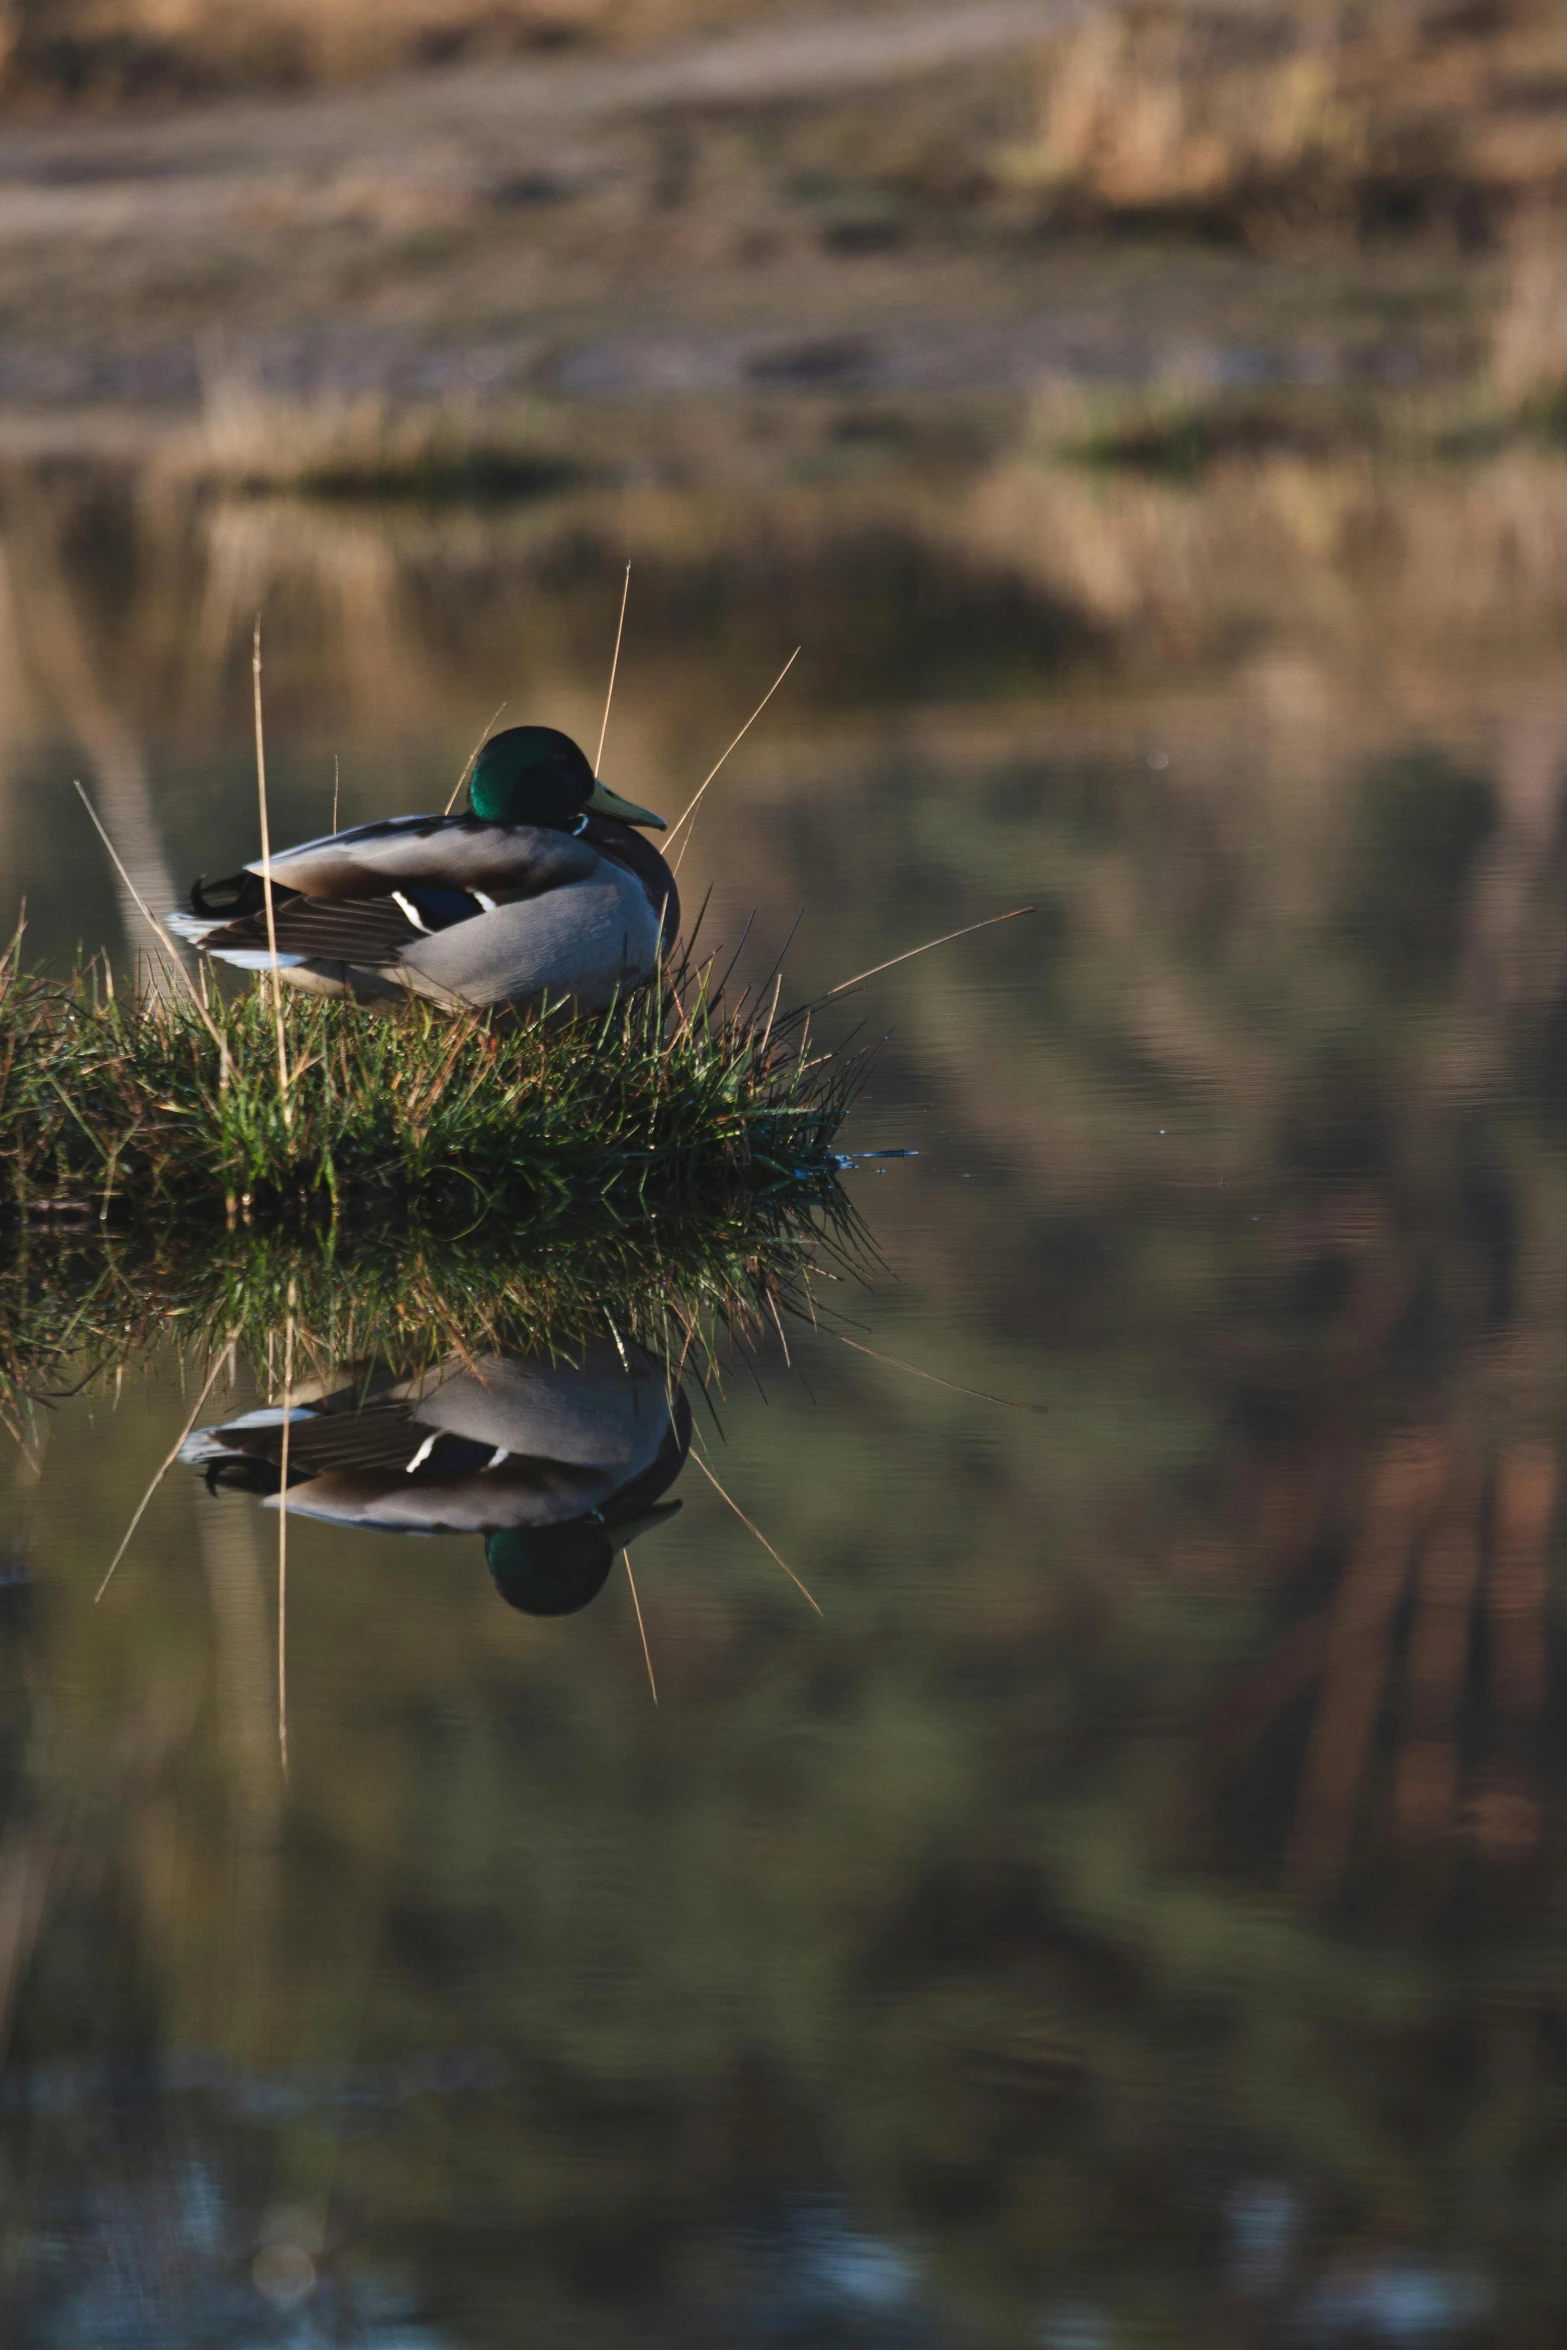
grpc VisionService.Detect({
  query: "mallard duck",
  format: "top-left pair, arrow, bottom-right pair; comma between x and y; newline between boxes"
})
181,1342 -> 691,1617
167,725 -> 678,1013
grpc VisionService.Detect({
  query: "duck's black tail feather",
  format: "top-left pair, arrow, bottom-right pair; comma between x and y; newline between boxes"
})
189,869 -> 295,920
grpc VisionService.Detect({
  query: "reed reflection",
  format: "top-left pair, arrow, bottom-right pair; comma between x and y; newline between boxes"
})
181,1343 -> 692,1616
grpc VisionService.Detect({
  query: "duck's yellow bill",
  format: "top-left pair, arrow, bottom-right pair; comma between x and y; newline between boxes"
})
588,779 -> 666,829
608,1500 -> 682,1547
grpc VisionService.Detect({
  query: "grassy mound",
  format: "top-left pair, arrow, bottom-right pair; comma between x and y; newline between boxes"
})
0,949 -> 849,1230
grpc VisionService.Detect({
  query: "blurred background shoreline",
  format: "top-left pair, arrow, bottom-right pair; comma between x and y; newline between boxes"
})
0,0 -> 1560,455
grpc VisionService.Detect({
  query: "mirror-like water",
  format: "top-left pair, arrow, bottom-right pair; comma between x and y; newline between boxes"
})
5,436 -> 1567,2345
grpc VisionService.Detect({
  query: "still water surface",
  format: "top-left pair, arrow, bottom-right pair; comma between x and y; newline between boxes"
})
3,451 -> 1567,2344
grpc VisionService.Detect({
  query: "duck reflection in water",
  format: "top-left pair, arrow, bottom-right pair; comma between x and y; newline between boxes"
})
180,1343 -> 690,1615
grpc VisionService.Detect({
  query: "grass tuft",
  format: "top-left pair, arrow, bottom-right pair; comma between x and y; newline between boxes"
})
0,943 -> 851,1232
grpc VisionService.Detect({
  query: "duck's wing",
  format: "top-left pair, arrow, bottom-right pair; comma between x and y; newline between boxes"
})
241,815 -> 597,902
410,1345 -> 675,1474
184,1393 -> 628,1532
183,1397 -> 438,1488
189,893 -> 432,965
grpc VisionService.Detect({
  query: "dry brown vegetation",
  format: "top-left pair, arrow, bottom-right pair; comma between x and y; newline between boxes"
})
1006,0 -> 1567,242
0,0 -> 855,105
191,360 -> 575,497
966,433 -> 1567,675
5,0 -> 1565,265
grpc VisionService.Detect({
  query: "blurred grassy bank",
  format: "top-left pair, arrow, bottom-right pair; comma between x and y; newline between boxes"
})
0,0 -> 874,103
3,0 -> 1565,242
2,0 -> 1567,458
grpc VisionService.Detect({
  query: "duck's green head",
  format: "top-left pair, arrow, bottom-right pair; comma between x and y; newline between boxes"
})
485,1502 -> 680,1616
467,725 -> 665,831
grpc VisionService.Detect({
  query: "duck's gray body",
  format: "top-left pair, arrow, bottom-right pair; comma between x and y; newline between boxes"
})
263,864 -> 663,1014
181,1344 -> 680,1539
168,812 -> 672,1014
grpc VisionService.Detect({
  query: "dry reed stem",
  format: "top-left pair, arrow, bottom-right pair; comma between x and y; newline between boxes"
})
689,1438 -> 820,1614
251,620 -> 292,1125
811,906 -> 1035,1008
71,780 -> 232,1085
278,1293 -> 295,1779
669,648 -> 799,875
444,700 -> 509,817
596,564 -> 632,776
94,1343 -> 236,1604
624,1548 -> 657,1704
832,1329 -> 1049,1415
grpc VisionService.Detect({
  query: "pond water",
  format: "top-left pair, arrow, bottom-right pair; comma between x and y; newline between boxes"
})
4,438 -> 1567,2345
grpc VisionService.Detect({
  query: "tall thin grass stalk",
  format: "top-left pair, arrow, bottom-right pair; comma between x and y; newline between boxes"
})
444,700 -> 509,817
251,619 -> 292,1125
669,649 -> 800,875
72,779 -> 232,1088
688,1437 -> 820,1614
277,1289 -> 294,1778
810,906 -> 1035,1008
596,564 -> 632,776
94,1343 -> 234,1604
624,1550 -> 657,1704
832,1329 -> 1048,1415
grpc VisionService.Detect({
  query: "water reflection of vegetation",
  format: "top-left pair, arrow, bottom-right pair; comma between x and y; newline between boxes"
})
0,1178 -> 853,1430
